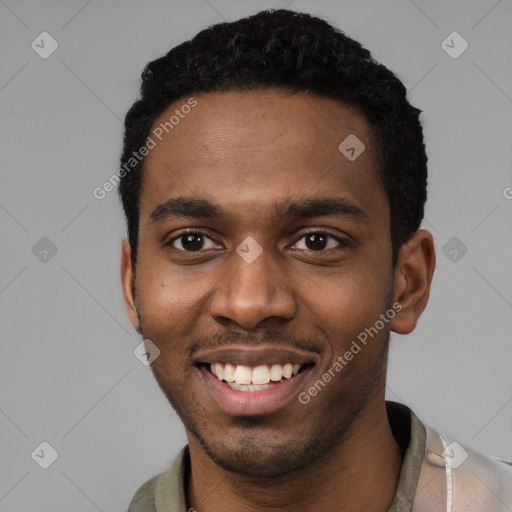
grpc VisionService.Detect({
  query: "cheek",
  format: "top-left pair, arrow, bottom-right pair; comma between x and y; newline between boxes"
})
135,250 -> 203,318
134,259 -> 219,358
305,263 -> 388,312
137,280 -> 190,324
300,268 -> 391,353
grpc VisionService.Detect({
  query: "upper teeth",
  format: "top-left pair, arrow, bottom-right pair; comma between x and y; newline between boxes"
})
210,363 -> 302,385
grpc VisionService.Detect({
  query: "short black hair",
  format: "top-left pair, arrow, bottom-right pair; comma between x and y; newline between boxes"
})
119,8 -> 427,270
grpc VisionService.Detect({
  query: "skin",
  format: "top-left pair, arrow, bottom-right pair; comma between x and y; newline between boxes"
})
121,89 -> 435,512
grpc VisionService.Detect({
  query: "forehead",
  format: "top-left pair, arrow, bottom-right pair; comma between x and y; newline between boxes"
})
140,89 -> 387,224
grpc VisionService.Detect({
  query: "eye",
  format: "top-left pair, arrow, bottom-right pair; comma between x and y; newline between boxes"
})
168,230 -> 220,252
292,231 -> 350,251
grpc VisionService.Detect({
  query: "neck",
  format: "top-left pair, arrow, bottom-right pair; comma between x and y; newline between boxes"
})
186,399 -> 403,512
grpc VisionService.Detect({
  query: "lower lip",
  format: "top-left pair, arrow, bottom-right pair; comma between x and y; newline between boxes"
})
199,365 -> 313,416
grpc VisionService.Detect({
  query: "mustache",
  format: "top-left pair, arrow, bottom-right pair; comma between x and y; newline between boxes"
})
186,328 -> 323,359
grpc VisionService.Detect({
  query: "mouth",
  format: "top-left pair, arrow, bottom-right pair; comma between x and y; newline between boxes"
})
202,361 -> 313,391
194,344 -> 318,416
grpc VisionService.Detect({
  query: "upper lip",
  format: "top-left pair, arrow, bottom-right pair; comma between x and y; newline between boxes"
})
193,344 -> 320,367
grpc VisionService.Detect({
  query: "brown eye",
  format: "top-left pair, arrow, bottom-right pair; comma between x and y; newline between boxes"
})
169,231 -> 219,251
293,232 -> 349,251
305,233 -> 328,250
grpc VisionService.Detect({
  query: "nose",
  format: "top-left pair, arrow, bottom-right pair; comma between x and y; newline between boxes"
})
209,246 -> 296,330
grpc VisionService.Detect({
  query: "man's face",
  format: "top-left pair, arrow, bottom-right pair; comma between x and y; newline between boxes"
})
126,89 -> 396,476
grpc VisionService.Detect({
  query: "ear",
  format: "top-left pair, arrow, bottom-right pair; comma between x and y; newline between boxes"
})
390,229 -> 435,335
120,238 -> 141,333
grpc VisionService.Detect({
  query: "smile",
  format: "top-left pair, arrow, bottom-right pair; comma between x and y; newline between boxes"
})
194,344 -> 319,416
208,362 -> 308,390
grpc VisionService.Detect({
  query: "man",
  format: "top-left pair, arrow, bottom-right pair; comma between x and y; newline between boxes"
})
118,9 -> 512,512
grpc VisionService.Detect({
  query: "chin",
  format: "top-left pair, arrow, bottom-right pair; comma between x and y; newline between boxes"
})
192,422 -> 336,478
206,441 -> 310,477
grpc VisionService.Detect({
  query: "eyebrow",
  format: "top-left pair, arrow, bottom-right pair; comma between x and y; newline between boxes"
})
149,196 -> 368,224
150,197 -> 226,223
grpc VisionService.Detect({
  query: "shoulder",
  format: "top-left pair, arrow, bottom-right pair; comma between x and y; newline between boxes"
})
126,472 -> 163,512
416,423 -> 512,511
126,445 -> 190,512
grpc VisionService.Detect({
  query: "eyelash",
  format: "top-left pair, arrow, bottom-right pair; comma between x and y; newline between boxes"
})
166,228 -> 351,252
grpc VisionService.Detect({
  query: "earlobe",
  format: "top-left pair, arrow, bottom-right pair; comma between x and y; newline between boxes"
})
390,229 -> 435,335
120,238 -> 141,332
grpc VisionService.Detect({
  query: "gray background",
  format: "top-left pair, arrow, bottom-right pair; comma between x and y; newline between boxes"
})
1,0 -> 511,510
